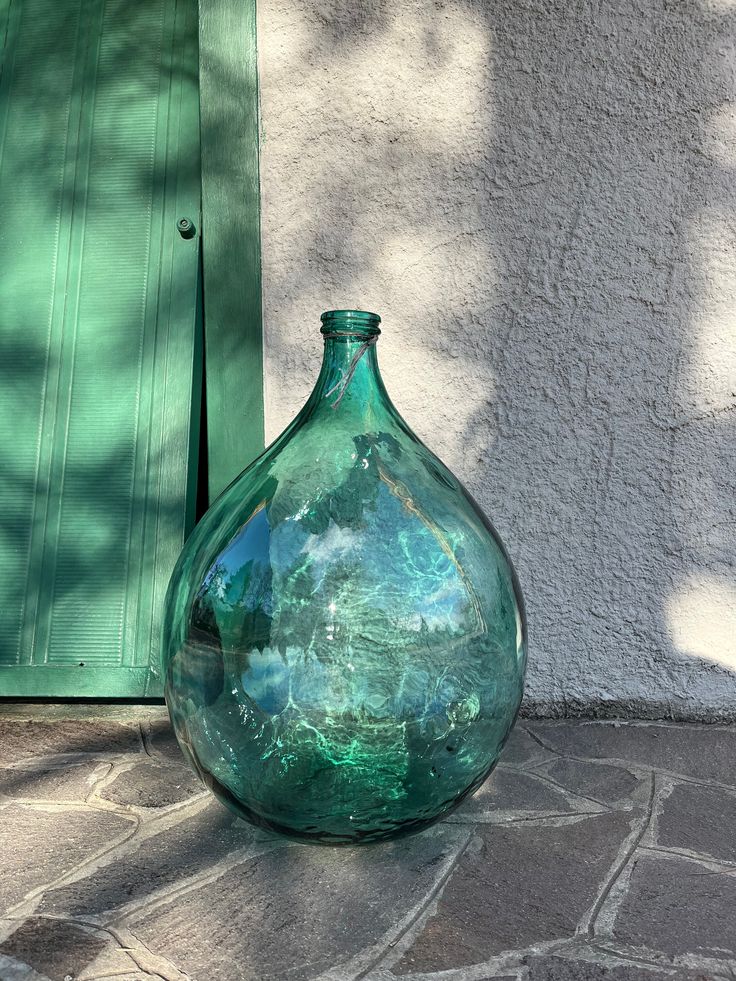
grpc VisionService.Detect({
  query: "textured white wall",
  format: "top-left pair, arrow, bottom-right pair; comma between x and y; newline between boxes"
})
256,0 -> 736,718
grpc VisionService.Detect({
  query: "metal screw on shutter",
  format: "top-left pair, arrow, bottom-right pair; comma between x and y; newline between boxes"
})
178,217 -> 196,239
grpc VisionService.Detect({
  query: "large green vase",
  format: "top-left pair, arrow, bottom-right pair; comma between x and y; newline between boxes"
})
162,310 -> 526,844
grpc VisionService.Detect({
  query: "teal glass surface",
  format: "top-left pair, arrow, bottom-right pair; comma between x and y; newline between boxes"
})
162,310 -> 527,844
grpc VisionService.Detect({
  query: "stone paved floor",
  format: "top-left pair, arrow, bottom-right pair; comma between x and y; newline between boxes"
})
1,708 -> 736,981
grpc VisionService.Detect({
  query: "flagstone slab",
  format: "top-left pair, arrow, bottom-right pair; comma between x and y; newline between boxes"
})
529,722 -> 736,787
0,719 -> 142,766
525,953 -> 717,980
656,782 -> 736,865
0,760 -> 109,802
393,810 -> 633,974
537,758 -> 643,807
142,717 -> 188,765
128,827 -> 464,981
0,916 -> 139,981
613,851 -> 736,959
457,766 -> 582,819
497,726 -> 557,767
38,800 -> 258,919
1,804 -> 135,913
98,760 -> 203,809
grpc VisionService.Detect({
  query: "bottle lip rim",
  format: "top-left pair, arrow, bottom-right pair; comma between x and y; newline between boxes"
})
320,309 -> 381,335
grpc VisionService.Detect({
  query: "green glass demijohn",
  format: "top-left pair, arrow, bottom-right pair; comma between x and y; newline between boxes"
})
162,310 -> 527,844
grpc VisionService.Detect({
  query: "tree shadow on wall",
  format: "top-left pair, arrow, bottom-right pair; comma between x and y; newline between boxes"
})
455,0 -> 736,718
258,0 -> 736,719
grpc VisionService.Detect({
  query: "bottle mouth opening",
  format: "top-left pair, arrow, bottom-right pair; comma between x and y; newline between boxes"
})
320,309 -> 381,337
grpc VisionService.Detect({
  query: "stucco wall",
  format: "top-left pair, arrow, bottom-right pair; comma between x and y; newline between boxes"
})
256,0 -> 736,719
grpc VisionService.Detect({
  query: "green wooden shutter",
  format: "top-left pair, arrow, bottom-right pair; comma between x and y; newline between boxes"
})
0,0 -> 201,697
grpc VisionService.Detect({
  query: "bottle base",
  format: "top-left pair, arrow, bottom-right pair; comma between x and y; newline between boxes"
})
197,762 -> 471,846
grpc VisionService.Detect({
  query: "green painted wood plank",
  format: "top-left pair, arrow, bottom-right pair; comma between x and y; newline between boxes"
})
198,0 -> 265,503
1,666 -> 154,699
139,0 -> 203,695
0,0 -> 86,668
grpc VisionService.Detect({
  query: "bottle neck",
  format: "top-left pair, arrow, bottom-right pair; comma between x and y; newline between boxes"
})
304,333 -> 388,423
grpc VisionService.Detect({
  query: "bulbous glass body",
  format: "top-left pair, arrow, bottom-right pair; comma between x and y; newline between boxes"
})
162,310 -> 526,844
